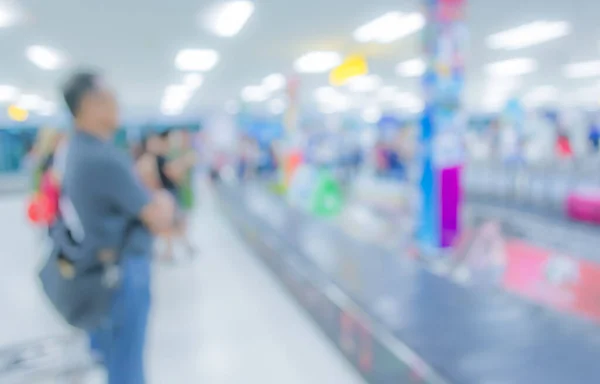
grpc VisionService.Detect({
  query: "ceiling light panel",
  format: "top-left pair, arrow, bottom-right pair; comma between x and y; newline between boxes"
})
396,58 -> 426,77
205,0 -> 254,37
361,106 -> 382,123
241,85 -> 269,102
487,21 -> 570,50
0,3 -> 21,28
17,94 -> 43,110
523,85 -> 559,107
262,73 -> 286,92
294,52 -> 341,73
354,12 -> 424,44
485,58 -> 537,77
0,85 -> 18,102
183,73 -> 204,89
26,46 -> 65,70
346,75 -> 381,92
564,61 -> 600,79
175,49 -> 219,72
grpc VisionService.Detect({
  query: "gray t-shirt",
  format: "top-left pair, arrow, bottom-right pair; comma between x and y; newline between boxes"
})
62,131 -> 152,257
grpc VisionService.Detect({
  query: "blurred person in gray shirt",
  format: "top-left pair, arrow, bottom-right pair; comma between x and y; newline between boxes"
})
61,70 -> 175,384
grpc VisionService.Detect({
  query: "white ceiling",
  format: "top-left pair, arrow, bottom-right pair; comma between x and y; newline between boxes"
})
1,0 -> 600,124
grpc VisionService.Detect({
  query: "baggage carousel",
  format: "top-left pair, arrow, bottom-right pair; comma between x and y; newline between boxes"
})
217,182 -> 600,384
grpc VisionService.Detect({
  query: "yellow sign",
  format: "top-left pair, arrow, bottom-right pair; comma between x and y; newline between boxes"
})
329,55 -> 368,86
8,105 -> 28,122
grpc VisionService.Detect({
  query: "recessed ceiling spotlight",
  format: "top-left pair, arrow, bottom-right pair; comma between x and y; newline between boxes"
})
396,58 -> 425,77
241,85 -> 268,102
485,58 -> 537,77
262,73 -> 286,92
204,0 -> 254,37
523,85 -> 559,107
0,3 -> 21,28
487,21 -> 570,50
0,85 -> 19,102
354,12 -> 424,44
183,73 -> 204,89
564,60 -> 600,79
161,105 -> 182,116
26,46 -> 65,70
361,106 -> 382,123
346,75 -> 381,92
175,49 -> 219,72
294,51 -> 341,73
17,93 -> 43,110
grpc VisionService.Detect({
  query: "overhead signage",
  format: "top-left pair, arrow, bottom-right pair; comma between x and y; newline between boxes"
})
329,55 -> 369,86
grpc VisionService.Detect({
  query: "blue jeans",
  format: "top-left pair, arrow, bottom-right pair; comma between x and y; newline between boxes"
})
89,256 -> 151,384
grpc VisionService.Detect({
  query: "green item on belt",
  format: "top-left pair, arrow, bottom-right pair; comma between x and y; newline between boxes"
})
310,170 -> 343,217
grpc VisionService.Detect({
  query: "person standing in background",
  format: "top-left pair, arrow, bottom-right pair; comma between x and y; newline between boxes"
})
171,128 -> 198,256
138,129 -> 197,260
60,70 -> 175,384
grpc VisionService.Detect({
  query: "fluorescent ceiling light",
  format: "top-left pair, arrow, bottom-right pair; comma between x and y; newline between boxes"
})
294,51 -> 341,73
378,86 -> 398,101
161,105 -> 182,116
262,73 -> 285,92
485,77 -> 521,94
485,58 -> 537,77
347,75 -> 381,92
268,98 -> 286,115
183,73 -> 204,89
17,94 -> 43,110
161,84 -> 194,114
487,21 -> 570,50
523,86 -> 559,107
26,46 -> 64,70
164,85 -> 193,101
241,85 -> 269,102
395,92 -> 423,112
0,85 -> 18,102
0,3 -> 20,28
564,61 -> 600,79
175,49 -> 219,72
361,106 -> 382,123
205,0 -> 254,37
315,86 -> 341,101
354,12 -> 424,43
396,58 -> 425,77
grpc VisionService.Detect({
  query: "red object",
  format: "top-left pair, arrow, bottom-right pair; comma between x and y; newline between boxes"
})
27,194 -> 55,225
28,171 -> 60,225
566,191 -> 600,224
502,240 -> 600,323
556,136 -> 573,158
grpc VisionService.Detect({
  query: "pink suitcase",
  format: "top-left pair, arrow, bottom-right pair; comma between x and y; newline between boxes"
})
566,189 -> 600,224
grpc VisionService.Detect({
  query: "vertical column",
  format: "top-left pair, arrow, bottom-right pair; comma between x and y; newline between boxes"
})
418,0 -> 467,250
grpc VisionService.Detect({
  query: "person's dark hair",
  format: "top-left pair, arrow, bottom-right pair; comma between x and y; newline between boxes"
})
158,129 -> 171,139
62,70 -> 100,117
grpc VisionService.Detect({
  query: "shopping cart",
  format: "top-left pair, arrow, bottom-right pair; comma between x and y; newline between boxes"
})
0,333 -> 101,384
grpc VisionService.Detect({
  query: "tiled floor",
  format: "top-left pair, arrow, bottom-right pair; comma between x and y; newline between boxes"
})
0,183 -> 364,383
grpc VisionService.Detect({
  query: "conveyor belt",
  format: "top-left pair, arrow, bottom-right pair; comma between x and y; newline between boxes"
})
218,183 -> 600,384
